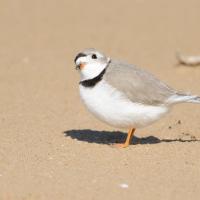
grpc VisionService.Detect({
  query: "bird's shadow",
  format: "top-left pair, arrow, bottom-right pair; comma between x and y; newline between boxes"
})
64,129 -> 200,145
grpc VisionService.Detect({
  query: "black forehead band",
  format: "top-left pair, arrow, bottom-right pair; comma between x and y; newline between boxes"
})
74,53 -> 87,63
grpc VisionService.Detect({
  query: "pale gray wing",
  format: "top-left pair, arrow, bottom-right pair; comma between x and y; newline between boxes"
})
104,60 -> 176,106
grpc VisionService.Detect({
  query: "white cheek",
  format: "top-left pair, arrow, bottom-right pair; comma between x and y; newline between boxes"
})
80,63 -> 107,81
76,56 -> 108,80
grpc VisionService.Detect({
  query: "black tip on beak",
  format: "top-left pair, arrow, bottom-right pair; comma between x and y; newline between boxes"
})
74,53 -> 87,63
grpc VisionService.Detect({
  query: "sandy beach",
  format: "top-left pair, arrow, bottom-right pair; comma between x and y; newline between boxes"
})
0,0 -> 200,199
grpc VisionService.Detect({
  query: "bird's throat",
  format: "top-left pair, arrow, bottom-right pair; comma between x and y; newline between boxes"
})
79,68 -> 107,88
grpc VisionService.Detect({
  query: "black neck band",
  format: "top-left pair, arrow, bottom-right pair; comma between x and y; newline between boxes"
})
79,60 -> 111,88
79,68 -> 107,87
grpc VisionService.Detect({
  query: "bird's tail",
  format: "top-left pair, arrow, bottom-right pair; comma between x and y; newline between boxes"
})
167,92 -> 200,105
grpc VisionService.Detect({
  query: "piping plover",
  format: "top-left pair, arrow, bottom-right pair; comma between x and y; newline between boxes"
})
74,48 -> 200,148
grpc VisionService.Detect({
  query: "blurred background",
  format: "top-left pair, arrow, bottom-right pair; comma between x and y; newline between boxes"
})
0,0 -> 200,199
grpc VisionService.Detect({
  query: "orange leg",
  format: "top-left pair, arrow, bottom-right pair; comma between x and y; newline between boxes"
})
114,128 -> 136,148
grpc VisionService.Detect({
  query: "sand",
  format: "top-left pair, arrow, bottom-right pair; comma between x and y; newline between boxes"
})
0,0 -> 200,199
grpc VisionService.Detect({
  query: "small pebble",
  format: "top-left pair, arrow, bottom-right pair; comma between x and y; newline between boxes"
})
119,183 -> 129,189
191,135 -> 196,140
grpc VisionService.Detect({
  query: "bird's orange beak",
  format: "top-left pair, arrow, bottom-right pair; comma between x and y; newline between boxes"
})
79,63 -> 85,70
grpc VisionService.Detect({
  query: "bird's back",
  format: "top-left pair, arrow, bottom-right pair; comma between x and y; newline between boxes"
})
104,60 -> 176,106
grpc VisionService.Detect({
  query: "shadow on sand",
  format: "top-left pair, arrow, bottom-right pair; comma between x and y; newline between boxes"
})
64,129 -> 200,145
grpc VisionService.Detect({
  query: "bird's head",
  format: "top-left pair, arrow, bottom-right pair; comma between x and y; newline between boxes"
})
74,48 -> 110,81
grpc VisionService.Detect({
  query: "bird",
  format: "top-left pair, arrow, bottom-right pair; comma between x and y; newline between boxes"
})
74,48 -> 200,148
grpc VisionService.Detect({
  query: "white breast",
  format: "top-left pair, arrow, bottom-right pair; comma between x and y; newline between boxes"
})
79,80 -> 168,128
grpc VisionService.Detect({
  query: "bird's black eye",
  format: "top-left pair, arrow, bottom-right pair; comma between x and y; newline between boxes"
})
91,54 -> 97,59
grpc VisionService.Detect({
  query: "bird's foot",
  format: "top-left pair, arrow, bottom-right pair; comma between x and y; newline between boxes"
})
112,143 -> 129,148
